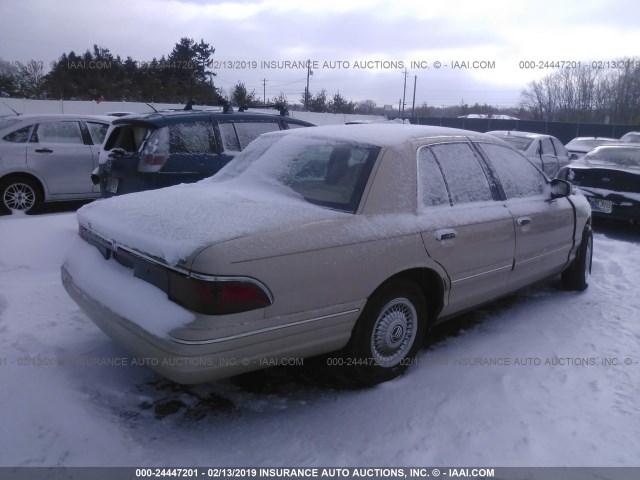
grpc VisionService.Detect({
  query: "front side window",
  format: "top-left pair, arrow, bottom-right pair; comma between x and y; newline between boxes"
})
218,121 -> 281,152
478,143 -> 548,198
430,142 -> 494,204
235,122 -> 280,149
417,146 -> 450,207
33,121 -> 83,144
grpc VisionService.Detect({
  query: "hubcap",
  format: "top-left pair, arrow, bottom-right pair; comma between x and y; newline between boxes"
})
3,183 -> 36,211
370,298 -> 417,367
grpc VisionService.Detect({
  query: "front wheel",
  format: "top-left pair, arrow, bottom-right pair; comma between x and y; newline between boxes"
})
0,177 -> 43,214
346,279 -> 427,385
562,224 -> 593,291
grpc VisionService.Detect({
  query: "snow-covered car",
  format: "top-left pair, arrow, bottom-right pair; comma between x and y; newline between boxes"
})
62,124 -> 592,385
619,131 -> 640,144
558,144 -> 640,223
565,136 -> 619,160
0,114 -> 112,213
96,109 -> 314,198
487,130 -> 570,177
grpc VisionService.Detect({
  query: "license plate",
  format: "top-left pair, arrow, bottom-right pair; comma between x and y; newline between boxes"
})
106,177 -> 119,194
590,198 -> 612,213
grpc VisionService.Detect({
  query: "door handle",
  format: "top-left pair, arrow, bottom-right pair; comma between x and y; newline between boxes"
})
435,229 -> 457,241
516,217 -> 531,226
35,148 -> 53,153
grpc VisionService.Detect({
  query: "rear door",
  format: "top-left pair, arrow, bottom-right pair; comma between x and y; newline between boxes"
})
477,142 -> 575,289
26,120 -> 94,195
160,120 -> 219,183
417,142 -> 515,315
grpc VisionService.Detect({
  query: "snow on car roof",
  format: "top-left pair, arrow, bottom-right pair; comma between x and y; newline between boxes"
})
261,123 -> 489,146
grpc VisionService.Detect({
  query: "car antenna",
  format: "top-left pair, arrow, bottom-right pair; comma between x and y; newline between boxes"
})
145,103 -> 159,113
0,99 -> 20,116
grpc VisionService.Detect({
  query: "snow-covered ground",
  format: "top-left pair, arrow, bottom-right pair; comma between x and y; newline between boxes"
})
0,209 -> 639,467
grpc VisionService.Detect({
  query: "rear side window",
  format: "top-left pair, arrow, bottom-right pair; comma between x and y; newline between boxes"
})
2,125 -> 32,143
417,146 -> 450,207
169,122 -> 216,154
430,142 -> 494,204
551,138 -> 568,157
104,124 -> 150,152
540,137 -> 554,155
87,122 -> 109,145
34,121 -> 83,144
478,143 -> 548,198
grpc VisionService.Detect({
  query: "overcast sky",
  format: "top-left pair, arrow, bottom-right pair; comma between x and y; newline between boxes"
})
1,0 -> 639,109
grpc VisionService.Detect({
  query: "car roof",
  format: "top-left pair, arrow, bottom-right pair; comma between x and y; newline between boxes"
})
0,114 -> 113,132
260,123 -> 501,147
112,109 -> 313,128
1,113 -> 113,123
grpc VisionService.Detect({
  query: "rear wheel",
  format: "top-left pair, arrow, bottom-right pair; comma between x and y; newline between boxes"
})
0,177 -> 43,214
346,279 -> 427,385
562,224 -> 593,291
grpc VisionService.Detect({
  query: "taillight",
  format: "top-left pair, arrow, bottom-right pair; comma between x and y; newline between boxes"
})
138,127 -> 169,173
168,271 -> 273,315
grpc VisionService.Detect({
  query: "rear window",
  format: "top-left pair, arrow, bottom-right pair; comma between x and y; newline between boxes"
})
493,135 -> 534,152
104,124 -> 150,153
585,147 -> 640,167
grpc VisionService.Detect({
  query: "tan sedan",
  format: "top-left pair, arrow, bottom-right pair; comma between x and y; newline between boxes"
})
62,124 -> 592,385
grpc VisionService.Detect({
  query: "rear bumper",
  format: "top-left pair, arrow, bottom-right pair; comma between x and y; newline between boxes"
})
61,260 -> 359,384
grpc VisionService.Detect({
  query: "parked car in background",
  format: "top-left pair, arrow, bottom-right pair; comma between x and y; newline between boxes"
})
565,137 -> 619,160
487,130 -> 570,177
619,131 -> 640,144
558,144 -> 640,223
97,109 -> 314,197
62,124 -> 592,386
0,114 -> 112,214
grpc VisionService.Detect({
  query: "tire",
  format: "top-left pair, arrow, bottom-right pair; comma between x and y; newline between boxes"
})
562,224 -> 593,291
0,177 -> 43,214
346,279 -> 428,385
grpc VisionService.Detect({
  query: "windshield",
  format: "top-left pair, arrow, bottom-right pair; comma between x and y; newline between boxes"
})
212,133 -> 381,213
584,147 -> 640,168
495,135 -> 534,152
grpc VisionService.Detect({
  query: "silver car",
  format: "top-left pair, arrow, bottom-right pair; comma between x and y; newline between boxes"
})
62,125 -> 592,385
487,130 -> 570,177
0,114 -> 112,213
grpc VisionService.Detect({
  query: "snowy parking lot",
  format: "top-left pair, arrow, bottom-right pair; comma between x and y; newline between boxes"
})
0,209 -> 639,467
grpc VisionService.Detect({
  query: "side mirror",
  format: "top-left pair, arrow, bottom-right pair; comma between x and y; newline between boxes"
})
550,178 -> 571,198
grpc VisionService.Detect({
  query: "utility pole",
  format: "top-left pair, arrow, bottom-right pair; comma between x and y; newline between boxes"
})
411,75 -> 417,119
305,60 -> 313,110
401,68 -> 408,118
262,79 -> 267,104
